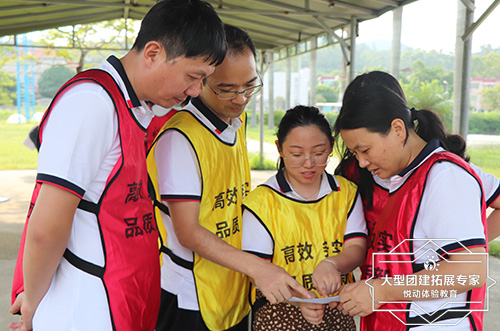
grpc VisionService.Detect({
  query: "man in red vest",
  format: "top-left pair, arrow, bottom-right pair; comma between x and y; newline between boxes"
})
9,1 -> 226,330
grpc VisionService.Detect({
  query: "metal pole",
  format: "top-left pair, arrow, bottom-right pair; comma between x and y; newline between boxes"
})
453,0 -> 474,138
348,16 -> 357,83
259,50 -> 265,165
309,38 -> 317,106
391,6 -> 403,79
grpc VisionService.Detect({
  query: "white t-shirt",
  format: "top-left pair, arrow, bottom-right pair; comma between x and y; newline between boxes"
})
242,171 -> 367,258
378,140 -> 487,330
153,97 -> 242,310
33,56 -> 154,330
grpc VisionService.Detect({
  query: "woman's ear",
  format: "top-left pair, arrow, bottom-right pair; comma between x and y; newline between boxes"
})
391,118 -> 407,143
275,140 -> 282,156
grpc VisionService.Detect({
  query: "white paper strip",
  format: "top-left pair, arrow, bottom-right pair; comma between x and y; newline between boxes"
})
288,295 -> 340,304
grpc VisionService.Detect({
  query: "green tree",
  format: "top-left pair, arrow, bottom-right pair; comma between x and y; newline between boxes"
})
38,65 -> 75,98
403,80 -> 453,130
0,71 -> 16,106
40,19 -> 136,73
472,49 -> 500,79
479,84 -> 500,111
316,84 -> 337,102
0,47 -> 17,106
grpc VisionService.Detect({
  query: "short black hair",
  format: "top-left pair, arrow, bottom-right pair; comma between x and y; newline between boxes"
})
223,24 -> 256,58
132,0 -> 226,66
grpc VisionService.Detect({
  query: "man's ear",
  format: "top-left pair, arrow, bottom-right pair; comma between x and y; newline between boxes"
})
143,41 -> 163,68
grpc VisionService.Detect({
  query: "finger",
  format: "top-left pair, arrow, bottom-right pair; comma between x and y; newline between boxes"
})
263,290 -> 279,304
314,280 -> 330,298
339,301 -> 353,316
9,298 -> 22,314
289,281 -> 312,299
328,301 -> 339,309
276,286 -> 292,302
8,322 -> 23,331
303,308 -> 324,324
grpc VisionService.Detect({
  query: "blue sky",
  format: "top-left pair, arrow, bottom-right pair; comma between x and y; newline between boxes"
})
357,0 -> 500,54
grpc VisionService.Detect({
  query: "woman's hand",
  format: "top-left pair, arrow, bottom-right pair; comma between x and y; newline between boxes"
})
295,291 -> 326,325
312,258 -> 342,298
338,279 -> 383,316
8,292 -> 34,331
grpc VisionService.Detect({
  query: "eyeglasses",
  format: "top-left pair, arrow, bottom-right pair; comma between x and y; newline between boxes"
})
207,81 -> 263,100
284,152 -> 331,167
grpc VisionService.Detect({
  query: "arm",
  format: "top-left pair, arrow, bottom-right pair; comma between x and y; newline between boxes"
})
469,163 -> 500,241
167,200 -> 311,303
487,196 -> 500,241
338,246 -> 487,317
312,193 -> 367,298
20,184 -> 80,330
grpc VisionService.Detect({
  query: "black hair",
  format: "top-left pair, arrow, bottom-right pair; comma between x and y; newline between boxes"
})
223,24 -> 257,58
276,105 -> 333,169
132,0 -> 226,66
343,70 -> 407,103
334,71 -> 468,207
202,24 -> 257,85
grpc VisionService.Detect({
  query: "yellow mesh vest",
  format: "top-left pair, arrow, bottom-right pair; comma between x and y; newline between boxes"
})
147,110 -> 251,331
243,175 -> 358,299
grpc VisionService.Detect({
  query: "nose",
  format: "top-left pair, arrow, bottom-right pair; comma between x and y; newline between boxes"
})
186,81 -> 202,98
356,154 -> 370,168
231,92 -> 247,104
303,156 -> 315,168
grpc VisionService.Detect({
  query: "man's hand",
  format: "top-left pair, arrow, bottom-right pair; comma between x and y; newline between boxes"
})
250,259 -> 312,304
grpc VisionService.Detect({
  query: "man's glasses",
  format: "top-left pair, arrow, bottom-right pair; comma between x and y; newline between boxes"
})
207,81 -> 263,100
284,152 -> 330,167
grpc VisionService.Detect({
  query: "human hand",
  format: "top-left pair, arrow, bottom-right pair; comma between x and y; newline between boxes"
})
9,292 -> 23,315
8,292 -> 24,331
312,258 -> 342,298
338,279 -> 382,316
251,260 -> 313,304
8,292 -> 34,331
297,291 -> 326,325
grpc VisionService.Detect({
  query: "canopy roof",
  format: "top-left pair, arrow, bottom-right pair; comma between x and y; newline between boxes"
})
1,0 -> 418,54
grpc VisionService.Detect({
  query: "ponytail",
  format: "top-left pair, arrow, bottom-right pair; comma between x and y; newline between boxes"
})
411,108 -> 469,161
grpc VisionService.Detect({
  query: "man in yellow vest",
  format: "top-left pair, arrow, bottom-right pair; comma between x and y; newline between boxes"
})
148,24 -> 311,331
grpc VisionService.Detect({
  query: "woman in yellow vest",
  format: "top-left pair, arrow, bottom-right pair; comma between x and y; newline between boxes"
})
242,105 -> 367,330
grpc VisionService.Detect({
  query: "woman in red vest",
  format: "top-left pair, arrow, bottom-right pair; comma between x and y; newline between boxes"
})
330,75 -> 488,331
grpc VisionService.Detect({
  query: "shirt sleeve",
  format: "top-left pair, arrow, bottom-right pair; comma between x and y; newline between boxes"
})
344,194 -> 368,241
469,162 -> 500,206
416,162 -> 486,254
153,129 -> 201,201
242,208 -> 273,259
37,82 -> 117,198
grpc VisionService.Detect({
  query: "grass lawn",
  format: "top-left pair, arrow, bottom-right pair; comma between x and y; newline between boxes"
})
246,124 -> 277,144
2,121 -> 500,178
467,145 -> 500,178
0,123 -> 38,170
